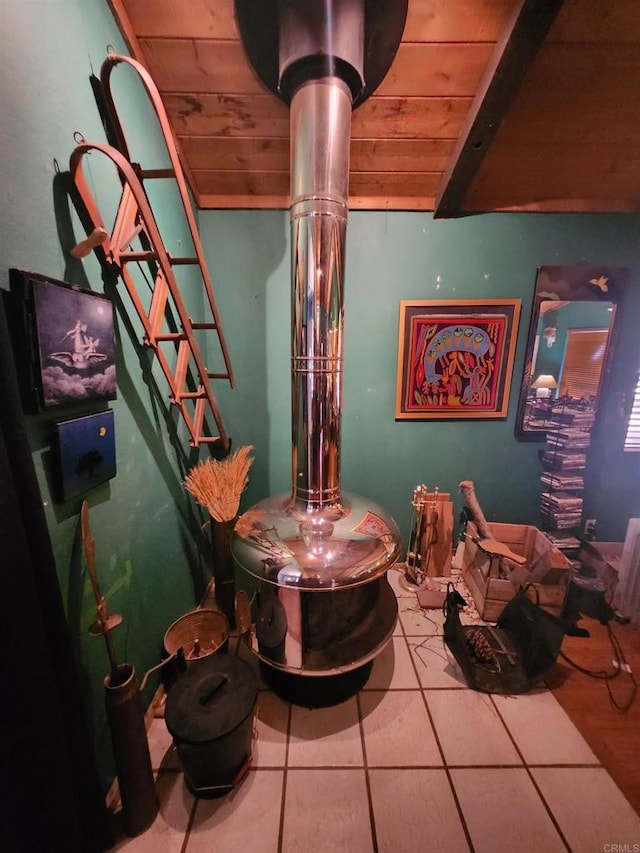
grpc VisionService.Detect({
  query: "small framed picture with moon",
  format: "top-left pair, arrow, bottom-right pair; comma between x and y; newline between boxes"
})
53,409 -> 117,503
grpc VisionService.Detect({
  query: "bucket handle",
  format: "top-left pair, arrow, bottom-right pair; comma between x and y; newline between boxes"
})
139,647 -> 186,693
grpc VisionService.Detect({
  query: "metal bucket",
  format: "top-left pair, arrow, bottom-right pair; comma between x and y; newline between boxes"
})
163,609 -> 230,661
162,609 -> 229,688
164,654 -> 258,798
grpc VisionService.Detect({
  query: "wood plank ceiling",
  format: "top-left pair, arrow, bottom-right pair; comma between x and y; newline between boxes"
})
108,0 -> 640,215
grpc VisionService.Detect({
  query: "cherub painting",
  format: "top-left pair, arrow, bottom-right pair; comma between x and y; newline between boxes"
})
32,278 -> 117,408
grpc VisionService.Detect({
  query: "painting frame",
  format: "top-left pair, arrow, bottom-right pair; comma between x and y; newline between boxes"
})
6,268 -> 117,414
395,299 -> 521,420
53,409 -> 117,503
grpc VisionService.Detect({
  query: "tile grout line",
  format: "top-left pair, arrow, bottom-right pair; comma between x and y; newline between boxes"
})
400,626 -> 477,853
277,698 -> 293,853
402,572 -> 600,851
488,692 -> 573,851
150,579 -> 639,850
179,790 -> 199,853
520,770 -> 573,853
356,691 -> 379,853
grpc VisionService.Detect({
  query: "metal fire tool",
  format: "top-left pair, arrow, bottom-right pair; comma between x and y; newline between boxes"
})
487,626 -> 519,662
421,485 -> 440,576
80,500 -> 159,836
405,484 -> 428,586
81,500 -> 125,683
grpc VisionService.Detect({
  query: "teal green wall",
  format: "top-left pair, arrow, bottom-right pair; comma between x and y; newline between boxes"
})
201,210 -> 640,545
3,0 -> 640,795
1,0 -> 212,789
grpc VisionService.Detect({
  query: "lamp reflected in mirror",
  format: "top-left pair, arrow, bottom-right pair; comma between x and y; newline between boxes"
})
532,374 -> 558,399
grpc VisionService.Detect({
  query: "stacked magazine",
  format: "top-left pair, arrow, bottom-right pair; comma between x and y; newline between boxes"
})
539,407 -> 591,539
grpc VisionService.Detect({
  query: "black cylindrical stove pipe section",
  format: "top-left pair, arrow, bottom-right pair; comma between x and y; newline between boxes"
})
211,516 -> 238,629
278,0 -> 365,103
104,664 -> 158,836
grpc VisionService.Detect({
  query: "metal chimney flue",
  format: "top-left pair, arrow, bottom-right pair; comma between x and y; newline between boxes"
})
232,0 -> 408,693
288,79 -> 352,512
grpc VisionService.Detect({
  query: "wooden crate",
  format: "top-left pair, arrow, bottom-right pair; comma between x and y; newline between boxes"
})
461,521 -> 571,622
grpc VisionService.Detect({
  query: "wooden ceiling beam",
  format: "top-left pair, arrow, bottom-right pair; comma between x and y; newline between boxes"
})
433,0 -> 564,219
106,0 -> 149,67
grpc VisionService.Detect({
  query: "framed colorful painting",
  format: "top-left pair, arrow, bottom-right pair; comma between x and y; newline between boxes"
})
395,299 -> 521,420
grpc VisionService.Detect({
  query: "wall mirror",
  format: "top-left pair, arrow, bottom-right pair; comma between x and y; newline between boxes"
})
514,262 -> 628,441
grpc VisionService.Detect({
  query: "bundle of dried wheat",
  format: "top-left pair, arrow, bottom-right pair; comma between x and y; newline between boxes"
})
184,445 -> 254,522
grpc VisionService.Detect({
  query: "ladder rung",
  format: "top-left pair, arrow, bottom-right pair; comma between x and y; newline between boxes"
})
176,390 -> 206,400
139,168 -> 175,179
207,372 -> 231,380
120,250 -> 198,266
193,436 -> 225,446
191,322 -> 218,330
120,250 -> 158,263
170,257 -> 199,266
155,332 -> 185,342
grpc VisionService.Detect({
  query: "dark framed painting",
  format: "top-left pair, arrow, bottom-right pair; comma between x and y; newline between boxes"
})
395,299 -> 521,420
6,269 -> 117,413
53,409 -> 117,503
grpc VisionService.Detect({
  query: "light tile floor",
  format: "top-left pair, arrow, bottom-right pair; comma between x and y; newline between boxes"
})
110,567 -> 640,853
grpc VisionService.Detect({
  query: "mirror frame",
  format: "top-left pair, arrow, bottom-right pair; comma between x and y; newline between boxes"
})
514,262 -> 629,442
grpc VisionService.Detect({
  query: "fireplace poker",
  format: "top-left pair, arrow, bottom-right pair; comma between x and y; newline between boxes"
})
81,499 -> 125,683
80,500 -> 158,836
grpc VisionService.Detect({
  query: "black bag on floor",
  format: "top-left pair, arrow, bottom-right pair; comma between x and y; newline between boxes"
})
443,583 -> 565,694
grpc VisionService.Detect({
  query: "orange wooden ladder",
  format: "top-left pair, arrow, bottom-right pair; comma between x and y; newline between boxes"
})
69,53 -> 233,450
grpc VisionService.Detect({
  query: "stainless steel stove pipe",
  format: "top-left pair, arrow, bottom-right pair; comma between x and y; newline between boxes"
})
231,0 -> 402,682
288,76 -> 352,512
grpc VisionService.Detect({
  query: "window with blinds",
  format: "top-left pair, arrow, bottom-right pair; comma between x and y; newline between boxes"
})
559,328 -> 608,400
624,375 -> 640,451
